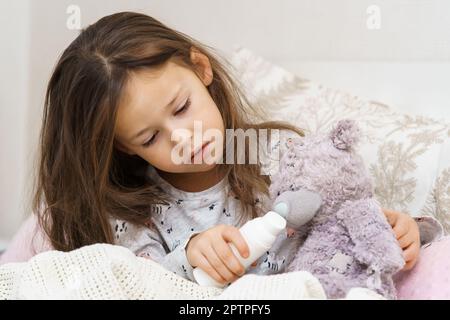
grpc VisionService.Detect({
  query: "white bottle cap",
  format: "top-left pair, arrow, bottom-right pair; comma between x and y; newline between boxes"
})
262,210 -> 287,234
250,211 -> 286,247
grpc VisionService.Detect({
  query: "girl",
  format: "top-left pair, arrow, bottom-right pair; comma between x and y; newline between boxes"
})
1,12 -> 437,286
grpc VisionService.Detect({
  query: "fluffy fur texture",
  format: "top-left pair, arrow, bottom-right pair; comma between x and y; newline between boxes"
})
270,119 -> 405,299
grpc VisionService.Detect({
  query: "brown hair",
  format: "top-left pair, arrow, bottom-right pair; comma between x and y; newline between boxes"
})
33,11 -> 304,251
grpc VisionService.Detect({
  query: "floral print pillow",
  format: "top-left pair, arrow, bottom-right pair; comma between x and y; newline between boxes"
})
228,46 -> 450,234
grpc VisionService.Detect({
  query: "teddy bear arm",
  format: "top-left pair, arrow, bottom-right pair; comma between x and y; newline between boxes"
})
336,198 -> 405,273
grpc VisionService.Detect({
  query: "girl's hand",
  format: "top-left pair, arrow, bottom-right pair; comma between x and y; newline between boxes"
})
186,224 -> 249,285
382,208 -> 421,271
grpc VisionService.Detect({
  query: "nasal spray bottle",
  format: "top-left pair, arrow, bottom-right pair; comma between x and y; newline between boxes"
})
192,202 -> 290,288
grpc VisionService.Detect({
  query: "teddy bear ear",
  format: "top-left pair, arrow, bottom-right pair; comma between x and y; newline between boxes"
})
329,119 -> 360,151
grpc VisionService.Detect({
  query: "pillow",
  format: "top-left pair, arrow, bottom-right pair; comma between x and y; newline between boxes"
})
394,236 -> 450,299
228,46 -> 450,235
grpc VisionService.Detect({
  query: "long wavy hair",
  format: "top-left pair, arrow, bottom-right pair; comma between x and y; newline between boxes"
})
33,11 -> 304,251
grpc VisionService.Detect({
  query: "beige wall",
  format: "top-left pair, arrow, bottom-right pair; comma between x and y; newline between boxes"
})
1,0 -> 449,248
0,1 -> 31,247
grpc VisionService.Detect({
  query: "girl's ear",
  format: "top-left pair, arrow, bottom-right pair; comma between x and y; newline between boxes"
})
190,46 -> 213,86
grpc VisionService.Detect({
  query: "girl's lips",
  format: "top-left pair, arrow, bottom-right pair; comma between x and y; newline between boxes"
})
191,141 -> 211,160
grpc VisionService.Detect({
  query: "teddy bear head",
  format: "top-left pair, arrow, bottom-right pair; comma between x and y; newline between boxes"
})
270,119 -> 374,220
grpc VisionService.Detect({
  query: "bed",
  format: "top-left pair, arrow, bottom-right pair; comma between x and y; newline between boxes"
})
1,46 -> 449,300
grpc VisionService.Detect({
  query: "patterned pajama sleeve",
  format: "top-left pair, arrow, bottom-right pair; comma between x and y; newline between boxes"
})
112,219 -> 197,281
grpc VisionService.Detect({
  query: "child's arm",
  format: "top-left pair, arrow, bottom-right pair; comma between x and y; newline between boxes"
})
114,220 -> 206,282
382,209 -> 444,270
126,222 -> 252,286
139,234 -> 203,282
135,234 -> 197,281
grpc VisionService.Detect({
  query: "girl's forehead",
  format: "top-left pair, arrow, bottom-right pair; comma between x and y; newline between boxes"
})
114,62 -> 192,140
122,61 -> 188,108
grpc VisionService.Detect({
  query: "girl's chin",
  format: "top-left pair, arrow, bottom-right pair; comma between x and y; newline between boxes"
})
185,161 -> 219,172
161,162 -> 219,174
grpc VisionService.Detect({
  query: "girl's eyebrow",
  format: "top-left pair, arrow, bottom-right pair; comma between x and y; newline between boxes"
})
130,86 -> 182,141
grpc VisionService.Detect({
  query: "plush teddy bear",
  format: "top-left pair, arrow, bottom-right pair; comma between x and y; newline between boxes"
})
269,119 -> 405,299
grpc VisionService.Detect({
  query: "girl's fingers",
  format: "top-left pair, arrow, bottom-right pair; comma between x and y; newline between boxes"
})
402,242 -> 420,270
397,233 -> 413,249
196,253 -> 227,284
221,226 -> 249,259
403,260 -> 415,271
384,209 -> 413,240
212,237 -> 245,276
403,242 -> 419,261
204,246 -> 237,283
393,222 -> 408,240
383,208 -> 398,227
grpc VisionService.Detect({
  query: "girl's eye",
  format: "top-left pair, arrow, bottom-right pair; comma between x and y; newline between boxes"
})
142,131 -> 158,148
174,98 -> 191,115
141,98 -> 190,148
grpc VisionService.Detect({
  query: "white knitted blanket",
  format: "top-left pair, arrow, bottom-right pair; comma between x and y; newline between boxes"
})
0,244 -> 383,300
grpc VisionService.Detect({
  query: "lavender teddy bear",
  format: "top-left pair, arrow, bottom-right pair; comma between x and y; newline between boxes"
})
269,119 -> 405,299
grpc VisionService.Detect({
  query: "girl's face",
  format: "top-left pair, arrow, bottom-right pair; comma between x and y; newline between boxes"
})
114,59 -> 225,173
